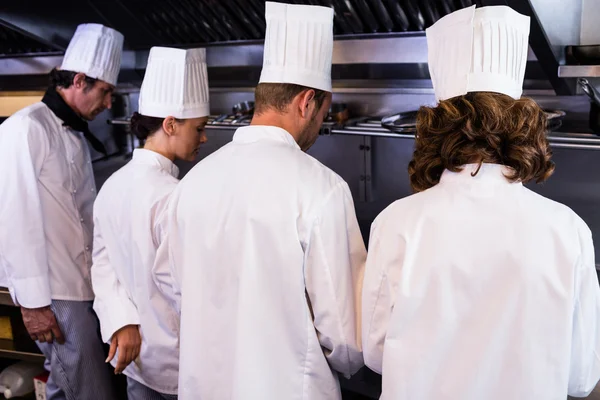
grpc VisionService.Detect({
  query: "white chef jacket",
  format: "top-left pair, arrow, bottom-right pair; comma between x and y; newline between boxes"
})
0,102 -> 96,308
157,125 -> 366,400
362,163 -> 600,400
91,149 -> 180,394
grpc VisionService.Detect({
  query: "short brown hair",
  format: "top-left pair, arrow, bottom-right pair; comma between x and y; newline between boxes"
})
408,92 -> 555,192
254,83 -> 328,114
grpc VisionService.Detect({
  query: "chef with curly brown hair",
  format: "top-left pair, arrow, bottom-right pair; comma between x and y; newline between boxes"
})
361,5 -> 600,400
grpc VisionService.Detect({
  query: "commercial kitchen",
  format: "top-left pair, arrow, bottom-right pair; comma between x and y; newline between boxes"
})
1,0 -> 600,399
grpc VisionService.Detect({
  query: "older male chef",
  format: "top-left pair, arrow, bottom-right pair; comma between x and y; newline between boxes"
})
0,24 -> 123,399
362,5 -> 600,400
155,2 -> 366,399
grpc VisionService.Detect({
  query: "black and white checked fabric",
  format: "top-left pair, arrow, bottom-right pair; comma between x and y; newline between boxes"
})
36,300 -> 116,400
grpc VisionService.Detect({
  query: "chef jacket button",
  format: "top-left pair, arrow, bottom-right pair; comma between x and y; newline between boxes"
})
85,246 -> 90,251
80,218 -> 84,222
73,189 -> 77,194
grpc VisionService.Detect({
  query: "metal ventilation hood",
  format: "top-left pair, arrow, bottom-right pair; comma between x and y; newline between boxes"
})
0,0 -> 577,94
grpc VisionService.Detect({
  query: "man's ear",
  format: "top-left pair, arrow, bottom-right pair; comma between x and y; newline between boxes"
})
73,73 -> 87,90
297,89 -> 316,119
162,116 -> 177,136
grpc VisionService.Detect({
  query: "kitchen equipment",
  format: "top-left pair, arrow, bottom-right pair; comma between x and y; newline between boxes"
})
328,103 -> 350,125
437,0 -> 455,17
566,45 -> 600,65
420,0 -> 441,27
543,109 -> 566,132
400,0 -> 425,30
578,78 -> 600,107
577,78 -> 600,134
382,0 -> 410,31
381,109 -> 565,133
231,101 -> 255,124
381,110 -> 418,133
591,103 -> 600,134
352,0 -> 380,33
370,0 -> 394,32
331,0 -> 364,34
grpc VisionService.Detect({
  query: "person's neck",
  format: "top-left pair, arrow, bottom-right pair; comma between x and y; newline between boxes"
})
251,111 -> 301,145
56,87 -> 82,118
143,138 -> 176,162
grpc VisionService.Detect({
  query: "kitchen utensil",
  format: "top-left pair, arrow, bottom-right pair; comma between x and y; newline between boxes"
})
328,103 -> 350,125
232,101 -> 255,115
543,109 -> 566,132
382,0 -> 410,31
381,111 -> 418,133
578,78 -> 600,107
566,45 -> 600,65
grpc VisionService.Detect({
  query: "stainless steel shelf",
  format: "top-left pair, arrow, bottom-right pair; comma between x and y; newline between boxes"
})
0,339 -> 44,363
0,288 -> 15,307
328,129 -> 600,151
558,65 -> 600,78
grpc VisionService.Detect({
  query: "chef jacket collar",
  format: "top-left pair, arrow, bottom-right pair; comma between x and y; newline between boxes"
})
41,86 -> 108,155
132,148 -> 179,178
232,125 -> 300,150
440,163 -> 522,188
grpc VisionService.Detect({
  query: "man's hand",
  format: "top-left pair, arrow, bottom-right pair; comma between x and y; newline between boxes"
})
21,306 -> 65,344
106,325 -> 141,374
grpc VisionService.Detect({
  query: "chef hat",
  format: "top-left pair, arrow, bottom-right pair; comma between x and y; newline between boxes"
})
426,5 -> 530,101
259,1 -> 334,92
138,47 -> 210,119
61,24 -> 124,86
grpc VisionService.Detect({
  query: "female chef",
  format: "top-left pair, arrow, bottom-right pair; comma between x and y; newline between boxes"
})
362,5 -> 600,400
91,46 -> 210,400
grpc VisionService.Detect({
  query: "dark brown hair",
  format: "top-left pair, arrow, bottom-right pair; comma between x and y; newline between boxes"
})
254,83 -> 328,115
408,92 -> 555,192
49,68 -> 98,91
130,112 -> 168,141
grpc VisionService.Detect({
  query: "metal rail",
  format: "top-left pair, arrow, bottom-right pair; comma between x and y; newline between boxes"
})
107,118 -> 600,151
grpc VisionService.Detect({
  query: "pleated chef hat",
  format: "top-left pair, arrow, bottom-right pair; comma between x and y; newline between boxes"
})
259,1 -> 334,92
138,47 -> 210,119
426,5 -> 530,101
61,24 -> 124,86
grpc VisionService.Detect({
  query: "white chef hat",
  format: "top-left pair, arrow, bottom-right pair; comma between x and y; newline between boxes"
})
426,5 -> 530,101
61,24 -> 124,86
259,1 -> 334,92
138,47 -> 210,119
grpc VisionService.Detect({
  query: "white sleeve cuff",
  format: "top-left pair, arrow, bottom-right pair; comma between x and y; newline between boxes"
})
10,276 -> 51,308
94,297 -> 140,343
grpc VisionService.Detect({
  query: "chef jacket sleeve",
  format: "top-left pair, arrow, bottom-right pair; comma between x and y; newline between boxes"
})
0,116 -> 52,308
361,214 -> 405,375
151,194 -> 181,313
568,224 -> 600,397
91,213 -> 140,343
304,181 -> 366,378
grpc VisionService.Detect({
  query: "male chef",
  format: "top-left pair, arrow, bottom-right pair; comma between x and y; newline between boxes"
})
361,5 -> 600,400
155,2 -> 366,399
0,24 -> 123,399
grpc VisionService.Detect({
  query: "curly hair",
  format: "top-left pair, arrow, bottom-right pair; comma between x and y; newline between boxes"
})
408,92 -> 555,192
